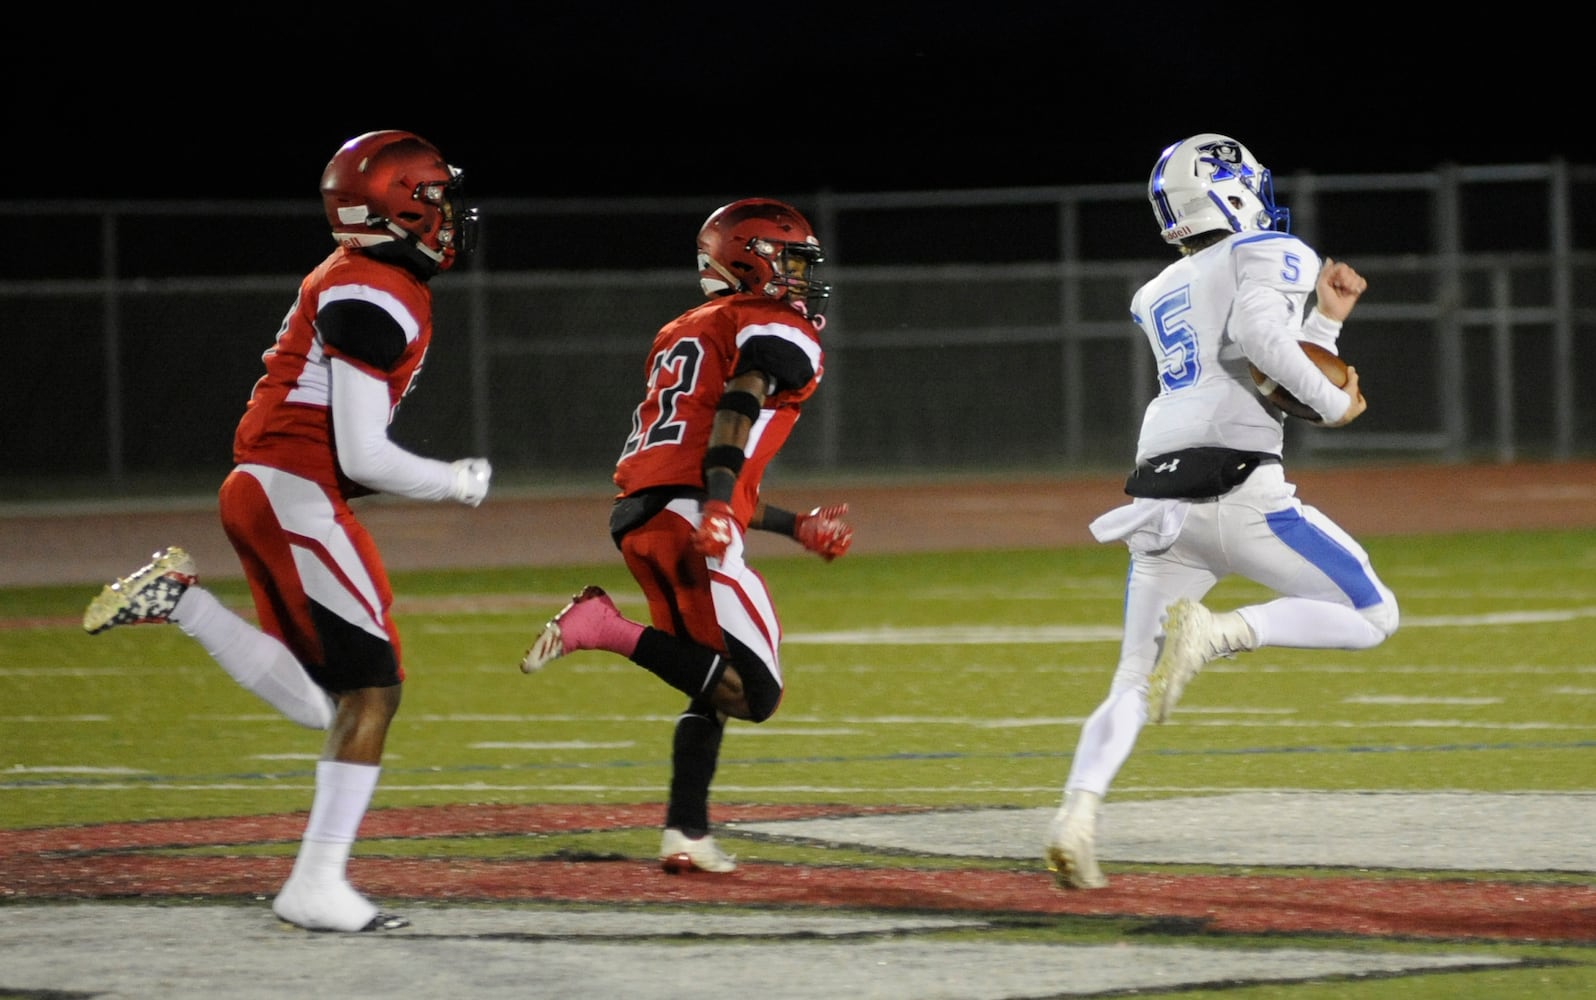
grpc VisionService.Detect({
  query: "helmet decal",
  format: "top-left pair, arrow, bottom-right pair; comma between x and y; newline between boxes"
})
1196,138 -> 1248,179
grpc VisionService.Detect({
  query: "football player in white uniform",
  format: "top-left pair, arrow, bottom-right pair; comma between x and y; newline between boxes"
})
1044,134 -> 1400,889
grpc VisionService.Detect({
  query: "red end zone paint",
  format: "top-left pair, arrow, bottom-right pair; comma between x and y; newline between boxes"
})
4,803 -> 1592,944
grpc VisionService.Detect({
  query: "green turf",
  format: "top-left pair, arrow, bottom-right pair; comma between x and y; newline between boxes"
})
4,528 -> 1595,998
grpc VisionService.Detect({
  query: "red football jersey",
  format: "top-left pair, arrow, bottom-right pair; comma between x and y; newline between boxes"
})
614,294 -> 823,526
233,247 -> 433,497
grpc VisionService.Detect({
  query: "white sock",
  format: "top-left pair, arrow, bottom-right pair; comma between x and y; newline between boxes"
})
1061,789 -> 1102,827
1240,598 -> 1388,649
1212,609 -> 1258,653
281,761 -> 380,887
304,760 -> 380,846
172,588 -> 334,729
287,834 -> 353,885
274,762 -> 382,931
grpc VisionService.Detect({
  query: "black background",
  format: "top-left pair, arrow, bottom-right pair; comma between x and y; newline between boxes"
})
22,4 -> 1591,202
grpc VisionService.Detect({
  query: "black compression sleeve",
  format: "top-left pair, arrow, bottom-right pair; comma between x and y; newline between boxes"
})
760,506 -> 797,537
702,445 -> 745,505
703,466 -> 738,504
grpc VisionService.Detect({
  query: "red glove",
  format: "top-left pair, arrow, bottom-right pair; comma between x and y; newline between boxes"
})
692,500 -> 738,560
795,503 -> 853,562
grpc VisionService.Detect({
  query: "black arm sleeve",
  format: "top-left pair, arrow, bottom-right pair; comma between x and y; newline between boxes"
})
318,298 -> 409,371
759,505 -> 797,537
733,335 -> 814,394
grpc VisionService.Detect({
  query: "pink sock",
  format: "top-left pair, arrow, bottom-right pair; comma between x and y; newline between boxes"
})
600,615 -> 645,657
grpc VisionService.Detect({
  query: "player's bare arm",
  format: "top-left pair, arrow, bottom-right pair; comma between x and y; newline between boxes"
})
710,371 -> 768,450
700,370 -> 768,500
690,370 -> 769,559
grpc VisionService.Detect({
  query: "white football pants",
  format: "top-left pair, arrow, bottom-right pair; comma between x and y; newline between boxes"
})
1066,463 -> 1399,797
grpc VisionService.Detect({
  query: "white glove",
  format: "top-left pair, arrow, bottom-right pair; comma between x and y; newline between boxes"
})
450,457 -> 492,507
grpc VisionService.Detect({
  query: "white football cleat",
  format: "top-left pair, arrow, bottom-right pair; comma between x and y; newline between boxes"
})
1148,598 -> 1255,723
1044,811 -> 1107,890
659,828 -> 736,874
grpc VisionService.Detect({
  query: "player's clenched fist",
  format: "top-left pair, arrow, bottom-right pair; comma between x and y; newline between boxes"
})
795,503 -> 853,562
692,500 -> 737,560
1315,257 -> 1367,323
451,457 -> 493,507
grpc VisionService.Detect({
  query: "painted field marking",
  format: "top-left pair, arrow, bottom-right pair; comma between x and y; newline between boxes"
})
1,715 -> 113,722
1345,695 -> 1502,704
4,765 -> 142,774
470,741 -> 637,750
423,604 -> 1596,640
0,904 -> 1520,1000
740,792 -> 1596,871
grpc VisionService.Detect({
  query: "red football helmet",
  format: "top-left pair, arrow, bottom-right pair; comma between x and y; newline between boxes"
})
320,130 -> 478,275
697,198 -> 830,320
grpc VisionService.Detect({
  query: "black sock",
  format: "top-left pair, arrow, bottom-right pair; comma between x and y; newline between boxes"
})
632,628 -> 726,699
665,702 -> 723,833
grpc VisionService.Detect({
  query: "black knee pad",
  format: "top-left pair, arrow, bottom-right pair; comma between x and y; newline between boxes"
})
727,655 -> 782,722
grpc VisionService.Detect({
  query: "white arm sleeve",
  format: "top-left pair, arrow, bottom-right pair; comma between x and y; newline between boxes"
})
1232,291 -> 1351,425
1299,308 -> 1343,351
1230,242 -> 1351,425
330,357 -> 458,501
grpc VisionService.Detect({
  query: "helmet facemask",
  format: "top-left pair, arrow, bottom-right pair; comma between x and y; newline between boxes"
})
753,237 -> 830,320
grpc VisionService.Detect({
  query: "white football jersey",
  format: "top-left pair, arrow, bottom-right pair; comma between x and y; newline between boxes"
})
1128,231 -> 1348,461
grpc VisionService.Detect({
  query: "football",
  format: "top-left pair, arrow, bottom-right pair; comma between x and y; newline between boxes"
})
1250,341 -> 1349,423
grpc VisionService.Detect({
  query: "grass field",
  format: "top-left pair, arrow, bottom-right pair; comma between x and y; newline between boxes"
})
4,527 -> 1595,998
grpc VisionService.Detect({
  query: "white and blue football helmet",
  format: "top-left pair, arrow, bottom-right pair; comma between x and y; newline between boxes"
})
1148,134 -> 1290,246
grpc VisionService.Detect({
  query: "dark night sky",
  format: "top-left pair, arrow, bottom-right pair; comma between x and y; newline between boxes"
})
23,6 -> 1590,202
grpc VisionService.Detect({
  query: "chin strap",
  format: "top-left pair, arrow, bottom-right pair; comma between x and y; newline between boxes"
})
382,219 -> 445,267
703,256 -> 746,293
790,297 -> 825,331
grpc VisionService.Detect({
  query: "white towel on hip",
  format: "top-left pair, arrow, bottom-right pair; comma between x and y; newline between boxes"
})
1088,498 -> 1190,553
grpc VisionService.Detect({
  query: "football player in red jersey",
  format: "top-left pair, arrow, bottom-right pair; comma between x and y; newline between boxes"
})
519,198 -> 854,874
83,130 -> 492,931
